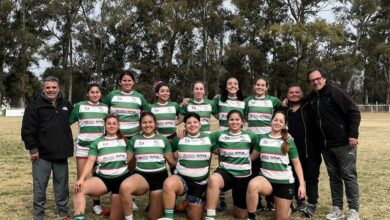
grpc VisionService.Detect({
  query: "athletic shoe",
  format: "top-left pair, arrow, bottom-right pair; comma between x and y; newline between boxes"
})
92,205 -> 103,215
100,207 -> 111,217
296,201 -> 307,212
346,209 -> 360,220
256,203 -> 264,213
326,206 -> 345,220
264,202 -> 275,211
303,203 -> 316,217
217,200 -> 227,211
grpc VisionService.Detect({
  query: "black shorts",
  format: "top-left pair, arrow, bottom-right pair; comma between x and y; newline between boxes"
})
96,172 -> 131,194
177,175 -> 207,204
215,168 -> 252,209
135,170 -> 168,191
271,182 -> 295,200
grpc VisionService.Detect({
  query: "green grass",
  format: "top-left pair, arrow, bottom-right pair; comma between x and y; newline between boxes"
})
0,113 -> 389,219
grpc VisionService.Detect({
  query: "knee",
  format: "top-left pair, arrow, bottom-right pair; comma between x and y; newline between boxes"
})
163,179 -> 175,193
247,181 -> 258,194
207,175 -> 221,189
119,182 -> 133,196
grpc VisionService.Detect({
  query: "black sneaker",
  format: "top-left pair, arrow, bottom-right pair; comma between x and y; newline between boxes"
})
217,200 -> 227,211
296,200 -> 307,212
256,203 -> 264,213
303,204 -> 316,218
264,202 -> 275,211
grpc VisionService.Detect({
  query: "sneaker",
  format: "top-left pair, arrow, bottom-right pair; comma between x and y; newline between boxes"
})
217,200 -> 227,211
303,204 -> 316,217
347,209 -> 359,220
133,201 -> 139,211
256,203 -> 264,213
326,206 -> 345,220
296,201 -> 307,212
264,202 -> 275,211
92,205 -> 103,215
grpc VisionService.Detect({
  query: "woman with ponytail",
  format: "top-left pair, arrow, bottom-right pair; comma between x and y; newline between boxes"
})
246,111 -> 306,220
73,114 -> 130,220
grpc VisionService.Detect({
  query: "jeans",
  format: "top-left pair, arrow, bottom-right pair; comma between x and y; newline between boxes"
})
322,144 -> 359,211
32,158 -> 69,220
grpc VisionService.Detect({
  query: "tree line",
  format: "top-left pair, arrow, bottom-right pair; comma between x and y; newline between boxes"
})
0,0 -> 389,107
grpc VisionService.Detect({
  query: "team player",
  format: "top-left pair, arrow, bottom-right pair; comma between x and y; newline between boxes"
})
147,82 -> 180,140
244,77 -> 281,211
120,111 -> 176,220
246,111 -> 306,220
103,70 -> 148,138
212,76 -> 246,210
162,112 -> 217,220
69,83 -> 109,215
73,114 -> 131,220
205,110 -> 258,219
179,81 -> 218,133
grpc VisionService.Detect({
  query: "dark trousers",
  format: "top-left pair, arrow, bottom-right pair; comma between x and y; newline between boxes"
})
32,158 -> 69,220
294,152 -> 322,205
322,144 -> 359,211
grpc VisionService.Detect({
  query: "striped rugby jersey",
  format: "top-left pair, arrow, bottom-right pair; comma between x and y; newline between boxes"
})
147,101 -> 180,137
213,95 -> 245,130
180,98 -> 217,133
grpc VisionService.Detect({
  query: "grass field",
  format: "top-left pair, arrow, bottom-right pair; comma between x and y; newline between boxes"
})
0,113 -> 389,220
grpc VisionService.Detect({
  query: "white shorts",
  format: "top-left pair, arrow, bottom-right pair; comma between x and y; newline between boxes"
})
75,144 -> 89,158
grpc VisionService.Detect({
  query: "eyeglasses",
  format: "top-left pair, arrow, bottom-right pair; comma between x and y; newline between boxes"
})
308,77 -> 322,84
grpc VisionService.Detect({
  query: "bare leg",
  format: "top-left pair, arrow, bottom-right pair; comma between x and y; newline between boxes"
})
205,173 -> 224,210
73,177 -> 107,215
148,190 -> 164,220
110,194 -> 124,220
187,203 -> 204,220
246,176 -> 273,213
119,174 -> 149,217
274,196 -> 292,220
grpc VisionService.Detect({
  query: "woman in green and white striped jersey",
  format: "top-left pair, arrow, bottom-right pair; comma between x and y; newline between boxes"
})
162,112 -> 218,220
146,82 -> 181,141
205,110 -> 258,220
246,111 -> 306,220
120,111 -> 176,220
69,83 -> 109,215
73,114 -> 131,220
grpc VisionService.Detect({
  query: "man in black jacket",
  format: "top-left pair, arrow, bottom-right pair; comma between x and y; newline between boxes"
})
21,76 -> 73,220
306,69 -> 361,220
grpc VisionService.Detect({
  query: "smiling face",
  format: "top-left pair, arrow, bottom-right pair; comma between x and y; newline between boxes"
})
141,115 -> 156,136
119,74 -> 135,92
228,112 -> 244,133
254,79 -> 268,96
185,116 -> 201,136
226,77 -> 239,96
105,117 -> 120,137
308,70 -> 326,92
87,86 -> 102,103
43,80 -> 60,103
271,112 -> 286,133
287,86 -> 303,104
156,85 -> 170,103
193,82 -> 205,101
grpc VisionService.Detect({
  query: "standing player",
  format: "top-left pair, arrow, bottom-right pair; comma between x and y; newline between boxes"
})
69,83 -> 109,216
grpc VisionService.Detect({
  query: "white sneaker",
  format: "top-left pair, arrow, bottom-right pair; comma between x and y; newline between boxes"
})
326,206 -> 345,220
92,205 -> 102,215
132,200 -> 139,211
347,209 -> 360,220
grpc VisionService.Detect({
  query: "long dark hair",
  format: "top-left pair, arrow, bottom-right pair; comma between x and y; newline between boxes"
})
220,76 -> 244,102
103,114 -> 127,142
139,111 -> 157,134
272,110 -> 289,154
86,83 -> 102,100
118,70 -> 136,83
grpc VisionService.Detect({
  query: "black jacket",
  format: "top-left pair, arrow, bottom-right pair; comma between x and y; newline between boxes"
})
306,83 -> 361,149
21,92 -> 74,160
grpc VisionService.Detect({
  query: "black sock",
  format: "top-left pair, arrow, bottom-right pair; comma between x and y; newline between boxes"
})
93,200 -> 100,206
248,212 -> 256,220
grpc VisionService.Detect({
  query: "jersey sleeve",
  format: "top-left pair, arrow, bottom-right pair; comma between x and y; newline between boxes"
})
287,139 -> 298,159
210,99 -> 218,116
208,133 -> 217,152
162,136 -> 172,153
180,103 -> 188,115
249,132 -> 260,152
144,103 -> 152,111
171,137 -> 179,152
272,96 -> 282,109
88,139 -> 99,156
255,135 -> 263,152
243,96 -> 251,119
102,91 -> 113,106
69,102 -> 80,124
212,95 -> 220,115
140,93 -> 149,110
127,137 -> 136,153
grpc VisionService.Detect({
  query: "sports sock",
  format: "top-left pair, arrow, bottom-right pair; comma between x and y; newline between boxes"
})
164,208 -> 174,219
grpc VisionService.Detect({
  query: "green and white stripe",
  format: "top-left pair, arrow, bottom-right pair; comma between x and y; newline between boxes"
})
180,98 -> 217,133
89,136 -> 129,178
128,134 -> 172,173
148,101 -> 180,137
103,90 -> 148,137
256,133 -> 298,184
214,96 -> 245,130
211,129 -> 258,178
244,95 -> 281,134
172,133 -> 216,185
